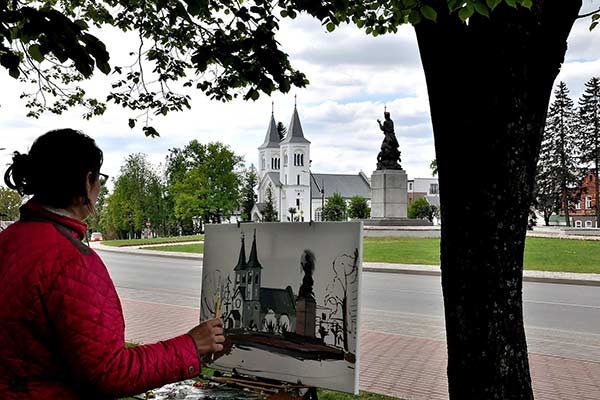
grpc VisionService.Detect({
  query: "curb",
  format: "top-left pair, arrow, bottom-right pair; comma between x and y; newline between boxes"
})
93,244 -> 600,287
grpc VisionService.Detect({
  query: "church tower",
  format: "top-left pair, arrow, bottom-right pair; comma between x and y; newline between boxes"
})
280,102 -> 311,221
244,230 -> 262,327
258,107 -> 281,182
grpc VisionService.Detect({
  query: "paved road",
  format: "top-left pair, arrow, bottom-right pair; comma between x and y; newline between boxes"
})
99,250 -> 600,363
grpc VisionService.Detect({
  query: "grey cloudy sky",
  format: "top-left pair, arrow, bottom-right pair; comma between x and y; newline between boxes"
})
2,3 -> 600,184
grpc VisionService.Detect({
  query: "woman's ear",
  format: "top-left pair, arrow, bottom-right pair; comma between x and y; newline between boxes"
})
85,171 -> 95,196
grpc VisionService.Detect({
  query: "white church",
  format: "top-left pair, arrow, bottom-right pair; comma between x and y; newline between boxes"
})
251,105 -> 371,222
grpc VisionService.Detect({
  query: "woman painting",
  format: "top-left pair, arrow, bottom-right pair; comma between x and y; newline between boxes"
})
0,129 -> 224,399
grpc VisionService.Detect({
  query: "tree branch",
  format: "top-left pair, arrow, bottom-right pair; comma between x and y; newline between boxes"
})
577,8 -> 600,19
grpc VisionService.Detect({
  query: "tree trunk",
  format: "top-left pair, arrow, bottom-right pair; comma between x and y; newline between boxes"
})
342,296 -> 349,352
415,2 -> 580,398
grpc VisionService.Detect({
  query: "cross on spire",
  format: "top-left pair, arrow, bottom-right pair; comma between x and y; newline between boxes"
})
271,100 -> 274,115
294,94 -> 297,108
384,104 -> 387,113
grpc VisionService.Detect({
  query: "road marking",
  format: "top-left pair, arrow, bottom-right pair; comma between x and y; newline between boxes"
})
525,299 -> 600,310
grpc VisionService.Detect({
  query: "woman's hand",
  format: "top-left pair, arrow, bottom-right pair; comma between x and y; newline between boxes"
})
188,318 -> 225,357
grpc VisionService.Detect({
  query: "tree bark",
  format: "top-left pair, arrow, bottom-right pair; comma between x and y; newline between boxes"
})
415,1 -> 581,398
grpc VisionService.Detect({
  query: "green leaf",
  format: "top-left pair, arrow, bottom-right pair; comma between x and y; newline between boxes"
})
592,14 -> 600,21
520,0 -> 532,8
590,21 -> 599,32
9,68 -> 19,79
485,0 -> 502,9
28,44 -> 44,63
326,22 -> 335,32
280,10 -> 288,17
505,0 -> 517,8
473,2 -> 490,17
143,126 -> 160,137
128,118 -> 136,129
458,4 -> 474,21
420,5 -> 437,22
448,0 -> 464,12
408,9 -> 422,25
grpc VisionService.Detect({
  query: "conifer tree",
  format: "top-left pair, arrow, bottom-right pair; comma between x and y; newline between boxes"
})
578,77 -> 600,227
240,165 -> 258,222
537,82 -> 580,226
262,184 -> 278,222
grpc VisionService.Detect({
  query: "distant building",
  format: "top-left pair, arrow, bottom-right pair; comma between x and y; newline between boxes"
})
252,105 -> 371,222
565,170 -> 598,228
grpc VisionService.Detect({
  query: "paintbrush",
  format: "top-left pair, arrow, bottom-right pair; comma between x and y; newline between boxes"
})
211,294 -> 221,362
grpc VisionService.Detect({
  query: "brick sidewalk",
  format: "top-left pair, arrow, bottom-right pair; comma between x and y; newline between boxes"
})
121,298 -> 600,399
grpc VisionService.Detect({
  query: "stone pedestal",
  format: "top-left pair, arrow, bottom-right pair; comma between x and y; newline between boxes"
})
371,169 -> 408,219
295,296 -> 316,337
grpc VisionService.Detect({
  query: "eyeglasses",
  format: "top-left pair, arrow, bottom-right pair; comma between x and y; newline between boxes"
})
99,173 -> 109,186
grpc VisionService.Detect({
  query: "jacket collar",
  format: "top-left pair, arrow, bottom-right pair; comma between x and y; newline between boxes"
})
20,199 -> 88,240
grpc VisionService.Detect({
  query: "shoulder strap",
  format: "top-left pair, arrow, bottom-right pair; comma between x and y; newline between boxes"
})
19,215 -> 91,255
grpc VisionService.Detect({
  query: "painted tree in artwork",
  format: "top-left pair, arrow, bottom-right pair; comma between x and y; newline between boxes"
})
201,270 -> 235,325
324,248 -> 359,352
577,77 -> 600,227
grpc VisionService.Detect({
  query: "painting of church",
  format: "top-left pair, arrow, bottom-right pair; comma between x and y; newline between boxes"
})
228,232 -> 304,335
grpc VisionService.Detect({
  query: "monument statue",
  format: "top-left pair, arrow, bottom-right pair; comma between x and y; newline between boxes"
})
376,111 -> 402,170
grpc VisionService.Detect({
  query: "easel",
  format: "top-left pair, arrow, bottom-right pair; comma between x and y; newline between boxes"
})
201,371 -> 319,400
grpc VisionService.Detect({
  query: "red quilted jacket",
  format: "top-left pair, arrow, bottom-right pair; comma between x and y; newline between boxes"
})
0,200 -> 200,399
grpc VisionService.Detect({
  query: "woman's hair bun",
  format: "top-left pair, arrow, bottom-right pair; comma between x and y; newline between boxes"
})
4,151 -> 32,195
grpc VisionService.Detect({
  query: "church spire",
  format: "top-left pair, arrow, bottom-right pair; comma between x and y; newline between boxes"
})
234,233 -> 247,271
246,229 -> 262,269
281,102 -> 310,145
258,110 -> 281,149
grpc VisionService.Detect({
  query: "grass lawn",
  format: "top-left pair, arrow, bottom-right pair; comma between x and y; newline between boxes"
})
129,235 -> 600,274
363,236 -> 600,274
101,235 -> 203,247
146,243 -> 204,253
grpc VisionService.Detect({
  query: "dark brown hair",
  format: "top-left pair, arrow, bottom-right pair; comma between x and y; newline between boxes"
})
4,129 -> 103,208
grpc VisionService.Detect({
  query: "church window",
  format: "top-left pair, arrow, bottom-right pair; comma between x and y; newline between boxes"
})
242,274 -> 246,283
315,207 -> 322,222
296,198 -> 300,208
285,175 -> 288,184
297,175 -> 300,185
586,196 -> 592,209
248,271 -> 252,282
236,273 -> 240,283
283,152 -> 288,166
255,274 -> 259,284
261,157 -> 266,170
429,183 -> 439,194
300,154 -> 304,166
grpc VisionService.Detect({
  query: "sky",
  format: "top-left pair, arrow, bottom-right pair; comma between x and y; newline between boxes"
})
2,2 -> 600,187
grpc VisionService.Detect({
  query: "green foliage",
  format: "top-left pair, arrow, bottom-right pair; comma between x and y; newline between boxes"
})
1,0 -> 311,133
536,82 -> 581,226
1,0 -> 544,134
348,196 -> 370,219
101,153 -> 171,239
86,185 -> 108,233
430,159 -> 438,176
262,184 -> 278,222
166,140 -> 242,228
0,187 -> 22,220
322,193 -> 347,221
240,165 -> 258,221
408,198 -> 437,221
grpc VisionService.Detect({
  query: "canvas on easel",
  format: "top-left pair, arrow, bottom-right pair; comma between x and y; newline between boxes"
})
200,222 -> 362,394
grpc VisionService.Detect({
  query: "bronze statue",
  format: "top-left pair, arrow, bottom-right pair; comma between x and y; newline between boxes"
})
376,111 -> 402,170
